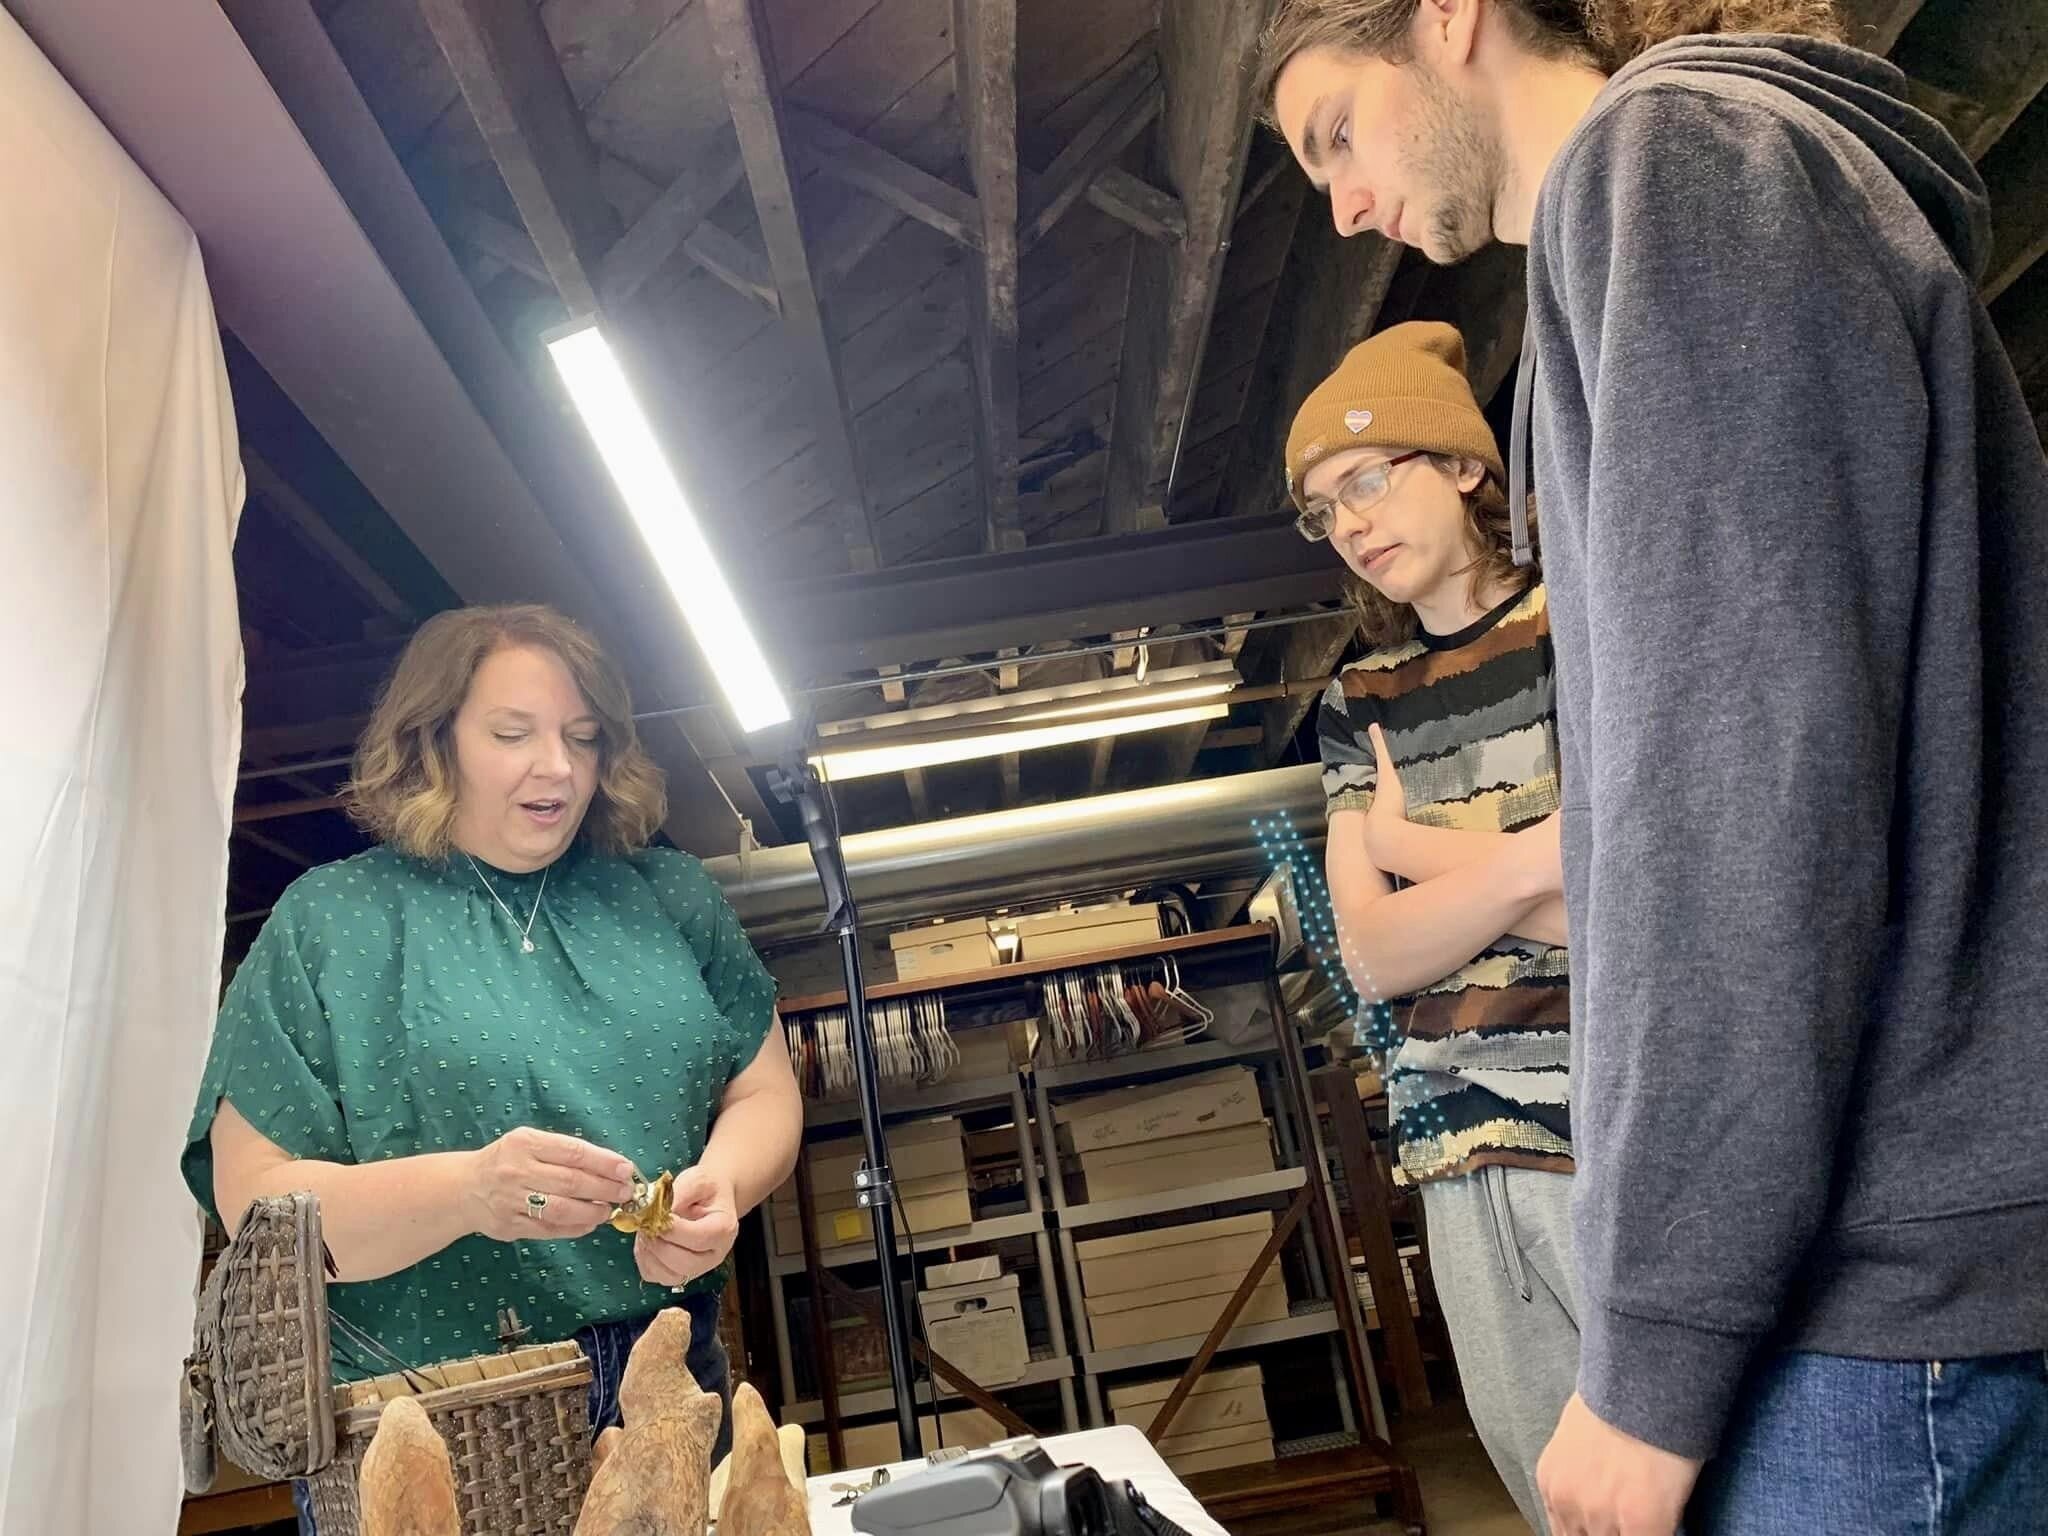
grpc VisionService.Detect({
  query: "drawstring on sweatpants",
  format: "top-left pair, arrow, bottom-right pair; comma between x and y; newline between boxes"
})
1484,1166 -> 1533,1302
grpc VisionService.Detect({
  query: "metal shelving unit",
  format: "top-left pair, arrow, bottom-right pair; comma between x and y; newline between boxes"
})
1030,999 -> 1375,1438
784,1352 -> 1076,1425
763,924 -> 1393,1481
767,1210 -> 1047,1277
764,1072 -> 1082,1448
1079,1300 -> 1342,1376
1058,1167 -> 1307,1232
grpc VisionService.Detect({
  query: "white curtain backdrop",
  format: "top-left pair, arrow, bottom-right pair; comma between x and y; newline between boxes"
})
0,10 -> 245,1532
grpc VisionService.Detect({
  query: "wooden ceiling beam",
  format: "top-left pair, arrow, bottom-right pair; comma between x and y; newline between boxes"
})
1100,1 -> 1272,535
705,0 -> 880,572
819,193 -> 906,290
236,824 -> 316,869
244,449 -> 415,622
1234,154 -> 1295,225
599,142 -> 753,308
417,0 -> 614,316
1085,734 -> 1117,795
444,201 -> 553,287
1980,96 -> 2048,302
242,715 -> 372,763
1993,262 -> 2048,391
1203,725 -> 1265,751
453,195 -> 779,313
1021,54 -> 1163,251
905,768 -> 934,820
1214,219 -> 1403,525
1086,651 -> 1123,795
789,106 -> 983,250
1154,638 -> 1224,785
1260,614 -> 1357,761
1087,169 -> 1187,244
953,0 -> 1026,554
1891,0 -> 2048,159
594,155 -> 782,313
996,647 -> 1023,807
236,795 -> 345,826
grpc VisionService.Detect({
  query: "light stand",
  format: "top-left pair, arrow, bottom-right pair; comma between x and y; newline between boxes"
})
770,743 -> 922,1460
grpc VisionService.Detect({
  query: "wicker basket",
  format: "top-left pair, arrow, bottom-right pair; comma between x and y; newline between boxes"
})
305,1344 -> 595,1536
190,1192 -> 597,1534
184,1193 -> 336,1490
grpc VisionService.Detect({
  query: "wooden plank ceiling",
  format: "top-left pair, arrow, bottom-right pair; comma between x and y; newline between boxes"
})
221,0 -> 2047,935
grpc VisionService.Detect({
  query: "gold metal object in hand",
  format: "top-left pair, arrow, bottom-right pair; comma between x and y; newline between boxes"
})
608,1168 -> 675,1238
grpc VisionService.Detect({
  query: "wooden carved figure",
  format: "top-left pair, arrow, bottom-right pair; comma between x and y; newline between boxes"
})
717,1382 -> 810,1536
358,1397 -> 461,1536
573,1308 -> 722,1536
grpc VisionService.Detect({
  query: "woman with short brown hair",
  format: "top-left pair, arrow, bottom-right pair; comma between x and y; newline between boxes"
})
183,605 -> 798,1521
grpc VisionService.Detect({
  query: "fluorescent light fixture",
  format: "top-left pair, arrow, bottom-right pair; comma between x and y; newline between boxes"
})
989,678 -> 1236,728
815,661 -> 1242,738
546,320 -> 790,734
811,702 -> 1230,782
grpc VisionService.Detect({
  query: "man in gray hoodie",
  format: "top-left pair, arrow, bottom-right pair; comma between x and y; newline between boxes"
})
1259,3 -> 2048,1535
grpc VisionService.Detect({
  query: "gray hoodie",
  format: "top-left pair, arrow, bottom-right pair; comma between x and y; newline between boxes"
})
1520,36 -> 2048,1460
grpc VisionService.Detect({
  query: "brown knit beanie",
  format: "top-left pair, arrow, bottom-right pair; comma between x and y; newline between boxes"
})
1284,321 -> 1504,511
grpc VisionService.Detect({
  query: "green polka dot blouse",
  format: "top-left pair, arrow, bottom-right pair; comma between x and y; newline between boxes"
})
181,840 -> 779,1374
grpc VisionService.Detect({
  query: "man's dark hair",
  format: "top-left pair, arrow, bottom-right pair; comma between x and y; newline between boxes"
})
1253,0 -> 1844,122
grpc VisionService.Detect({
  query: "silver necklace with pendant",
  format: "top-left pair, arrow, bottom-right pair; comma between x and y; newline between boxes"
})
466,855 -> 549,953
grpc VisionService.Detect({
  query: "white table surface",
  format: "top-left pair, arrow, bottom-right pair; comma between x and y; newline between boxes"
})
804,1425 -> 1229,1536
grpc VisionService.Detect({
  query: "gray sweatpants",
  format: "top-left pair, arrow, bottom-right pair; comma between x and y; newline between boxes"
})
1418,1165 -> 1581,1536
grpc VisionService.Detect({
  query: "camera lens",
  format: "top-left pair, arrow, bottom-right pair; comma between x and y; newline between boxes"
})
1064,1471 -> 1110,1536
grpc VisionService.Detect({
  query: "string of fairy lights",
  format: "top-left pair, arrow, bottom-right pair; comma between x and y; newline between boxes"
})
1249,808 -> 1452,1145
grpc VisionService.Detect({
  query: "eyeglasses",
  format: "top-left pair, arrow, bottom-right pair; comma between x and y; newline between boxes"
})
1295,450 -> 1428,541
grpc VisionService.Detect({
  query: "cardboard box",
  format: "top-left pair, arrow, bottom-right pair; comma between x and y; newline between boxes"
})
1115,1384 -> 1268,1441
1108,1362 -> 1263,1412
950,1022 -> 1021,1080
925,1255 -> 1000,1288
1078,1121 -> 1275,1202
1084,1277 -> 1288,1350
1112,1365 -> 1269,1445
1156,1422 -> 1272,1460
1055,1067 -> 1263,1153
1167,1438 -> 1274,1476
778,1169 -> 965,1220
1076,1211 -> 1274,1297
1085,1270 -> 1274,1318
1013,903 -> 1161,961
891,918 -> 998,980
804,1117 -> 967,1186
920,1274 -> 1027,1386
773,1188 -> 974,1255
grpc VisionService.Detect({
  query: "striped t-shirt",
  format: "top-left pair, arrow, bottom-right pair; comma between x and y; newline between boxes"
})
1318,584 -> 1573,1185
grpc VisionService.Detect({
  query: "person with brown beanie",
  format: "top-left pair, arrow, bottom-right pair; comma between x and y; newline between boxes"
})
1294,320 -> 1577,1531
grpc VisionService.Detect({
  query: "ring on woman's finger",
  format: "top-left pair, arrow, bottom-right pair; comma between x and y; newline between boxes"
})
525,1191 -> 548,1220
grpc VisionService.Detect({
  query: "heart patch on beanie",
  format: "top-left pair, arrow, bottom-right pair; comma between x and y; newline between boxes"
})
1344,409 -> 1374,434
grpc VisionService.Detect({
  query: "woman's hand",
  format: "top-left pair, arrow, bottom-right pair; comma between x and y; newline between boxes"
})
634,1167 -> 739,1289
1362,723 -> 1412,870
466,1126 -> 639,1243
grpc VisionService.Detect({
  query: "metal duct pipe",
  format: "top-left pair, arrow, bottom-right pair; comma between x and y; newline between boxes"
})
705,765 -> 1326,943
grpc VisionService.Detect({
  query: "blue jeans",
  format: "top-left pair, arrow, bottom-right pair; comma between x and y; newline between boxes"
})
295,1290 -> 731,1534
1690,1350 -> 2048,1535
